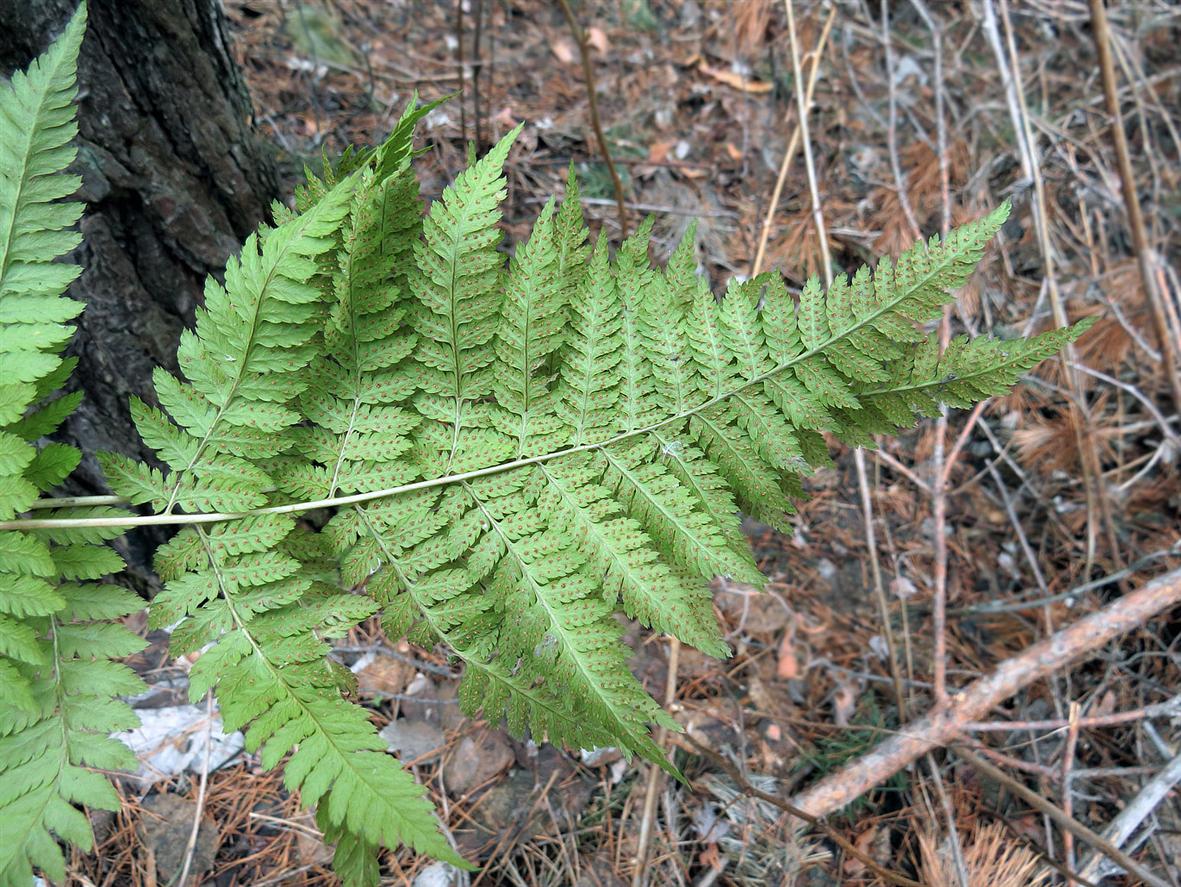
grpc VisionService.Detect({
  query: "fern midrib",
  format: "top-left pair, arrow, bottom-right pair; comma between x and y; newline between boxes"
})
441,202 -> 471,474
538,462 -> 646,605
696,407 -> 773,486
651,429 -> 742,549
568,307 -> 607,447
5,243 -> 967,531
327,211 -> 369,499
858,344 -> 1045,398
515,281 -> 535,458
356,505 -> 592,738
600,447 -> 733,578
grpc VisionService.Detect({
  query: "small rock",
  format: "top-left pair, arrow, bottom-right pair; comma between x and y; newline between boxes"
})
138,793 -> 219,882
445,729 -> 514,796
454,769 -> 536,859
414,861 -> 459,887
381,719 -> 445,764
355,653 -> 414,697
400,676 -> 465,731
580,747 -> 622,768
115,705 -> 245,784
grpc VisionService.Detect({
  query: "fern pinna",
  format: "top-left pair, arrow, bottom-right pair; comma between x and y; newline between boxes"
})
0,6 -> 1091,885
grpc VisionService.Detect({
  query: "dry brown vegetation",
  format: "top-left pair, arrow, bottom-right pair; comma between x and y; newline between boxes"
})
73,1 -> 1181,884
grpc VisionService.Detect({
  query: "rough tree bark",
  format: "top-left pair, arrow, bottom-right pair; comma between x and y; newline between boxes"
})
0,0 -> 278,482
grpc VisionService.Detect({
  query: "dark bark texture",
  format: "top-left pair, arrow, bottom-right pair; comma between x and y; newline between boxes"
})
0,0 -> 278,480
1,0 -> 279,572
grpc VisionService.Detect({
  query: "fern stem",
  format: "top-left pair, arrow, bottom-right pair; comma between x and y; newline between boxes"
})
0,247 -> 1006,533
25,494 -> 129,509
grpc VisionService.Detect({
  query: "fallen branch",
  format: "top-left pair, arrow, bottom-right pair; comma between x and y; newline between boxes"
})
684,738 -> 924,887
788,567 -> 1181,817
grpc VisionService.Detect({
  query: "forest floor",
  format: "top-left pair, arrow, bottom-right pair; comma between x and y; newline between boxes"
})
73,1 -> 1180,885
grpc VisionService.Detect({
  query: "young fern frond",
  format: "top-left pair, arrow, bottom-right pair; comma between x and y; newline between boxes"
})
1,14 -> 1093,880
0,8 -> 147,884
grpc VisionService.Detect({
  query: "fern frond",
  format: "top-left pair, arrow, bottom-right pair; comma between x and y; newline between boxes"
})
0,506 -> 144,887
0,3 -> 86,444
491,199 -> 566,455
1,62 -> 1091,880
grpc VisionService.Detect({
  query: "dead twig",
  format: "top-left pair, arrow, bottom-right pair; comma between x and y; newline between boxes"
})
555,0 -> 627,237
750,6 -> 836,276
1077,748 -> 1181,883
631,637 -> 680,887
784,0 -> 832,285
954,747 -> 1170,887
981,0 -> 1117,573
787,566 -> 1181,817
455,0 -> 466,145
1087,0 -> 1181,411
176,693 -> 214,887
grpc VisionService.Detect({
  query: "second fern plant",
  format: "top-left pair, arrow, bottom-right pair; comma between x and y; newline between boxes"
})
0,6 -> 1090,885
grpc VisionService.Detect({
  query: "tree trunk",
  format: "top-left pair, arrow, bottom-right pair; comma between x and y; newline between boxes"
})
0,0 -> 278,479
0,0 -> 279,570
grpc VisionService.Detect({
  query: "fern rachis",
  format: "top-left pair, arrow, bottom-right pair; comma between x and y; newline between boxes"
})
0,5 -> 1094,883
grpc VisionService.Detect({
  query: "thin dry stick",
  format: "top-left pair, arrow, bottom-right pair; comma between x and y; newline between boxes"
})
750,6 -> 836,276
880,0 -> 922,241
176,693 -> 215,887
784,0 -> 832,285
787,566 -> 1181,817
955,747 -> 1170,887
1077,748 -> 1181,882
910,0 -> 954,709
1062,702 -> 1081,882
855,452 -> 906,719
1087,0 -> 1181,410
964,693 -> 1181,732
632,637 -> 680,887
924,754 -> 970,887
454,0 -> 466,145
471,0 -> 485,151
981,0 -> 1116,573
556,0 -> 627,237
